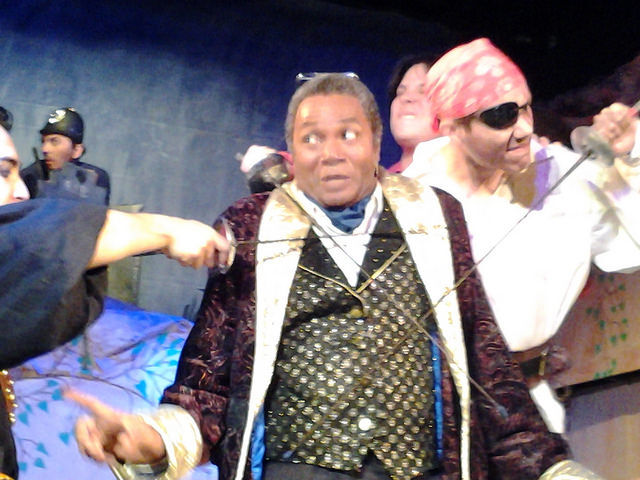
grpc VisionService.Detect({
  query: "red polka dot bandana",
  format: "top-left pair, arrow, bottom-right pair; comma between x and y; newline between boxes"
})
426,38 -> 529,130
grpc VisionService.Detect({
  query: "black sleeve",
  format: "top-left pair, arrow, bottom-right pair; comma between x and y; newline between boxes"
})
95,167 -> 111,205
19,162 -> 43,198
0,199 -> 108,368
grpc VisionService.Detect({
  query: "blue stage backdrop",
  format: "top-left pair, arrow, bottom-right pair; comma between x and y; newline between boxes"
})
0,0 -> 454,316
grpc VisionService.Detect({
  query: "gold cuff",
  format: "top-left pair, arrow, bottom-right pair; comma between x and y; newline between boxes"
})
540,460 -> 605,480
109,405 -> 203,480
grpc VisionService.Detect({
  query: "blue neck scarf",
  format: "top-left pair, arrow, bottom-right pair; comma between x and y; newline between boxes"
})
307,193 -> 372,233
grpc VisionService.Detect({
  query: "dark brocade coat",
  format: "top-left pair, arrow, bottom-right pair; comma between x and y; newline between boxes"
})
0,199 -> 107,479
162,175 -> 569,480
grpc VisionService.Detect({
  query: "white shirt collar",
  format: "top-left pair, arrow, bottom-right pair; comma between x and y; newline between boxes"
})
287,181 -> 384,286
288,181 -> 384,236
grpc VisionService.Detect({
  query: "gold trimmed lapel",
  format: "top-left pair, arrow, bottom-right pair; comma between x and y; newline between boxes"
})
238,184 -> 311,480
252,184 -> 311,411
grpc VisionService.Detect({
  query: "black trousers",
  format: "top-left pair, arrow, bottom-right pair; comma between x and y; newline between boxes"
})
263,454 -> 442,480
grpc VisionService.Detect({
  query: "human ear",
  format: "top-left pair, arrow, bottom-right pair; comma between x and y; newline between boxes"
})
72,143 -> 85,160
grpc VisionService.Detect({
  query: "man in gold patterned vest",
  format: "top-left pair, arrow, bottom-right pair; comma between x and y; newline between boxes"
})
70,74 -> 602,480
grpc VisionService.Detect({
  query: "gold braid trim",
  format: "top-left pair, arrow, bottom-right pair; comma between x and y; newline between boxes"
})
0,370 -> 16,424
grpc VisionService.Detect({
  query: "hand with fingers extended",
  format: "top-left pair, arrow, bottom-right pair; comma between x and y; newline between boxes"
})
66,389 -> 166,466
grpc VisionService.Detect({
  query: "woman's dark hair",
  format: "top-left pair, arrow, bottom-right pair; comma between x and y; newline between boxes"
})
387,52 -> 442,104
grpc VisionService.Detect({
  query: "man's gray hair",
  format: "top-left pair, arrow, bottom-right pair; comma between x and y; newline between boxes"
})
285,73 -> 383,151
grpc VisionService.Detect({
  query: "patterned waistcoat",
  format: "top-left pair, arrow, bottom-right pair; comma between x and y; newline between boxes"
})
265,202 -> 439,480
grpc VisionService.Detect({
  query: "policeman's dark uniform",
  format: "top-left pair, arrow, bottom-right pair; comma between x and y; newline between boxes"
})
20,108 -> 111,205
